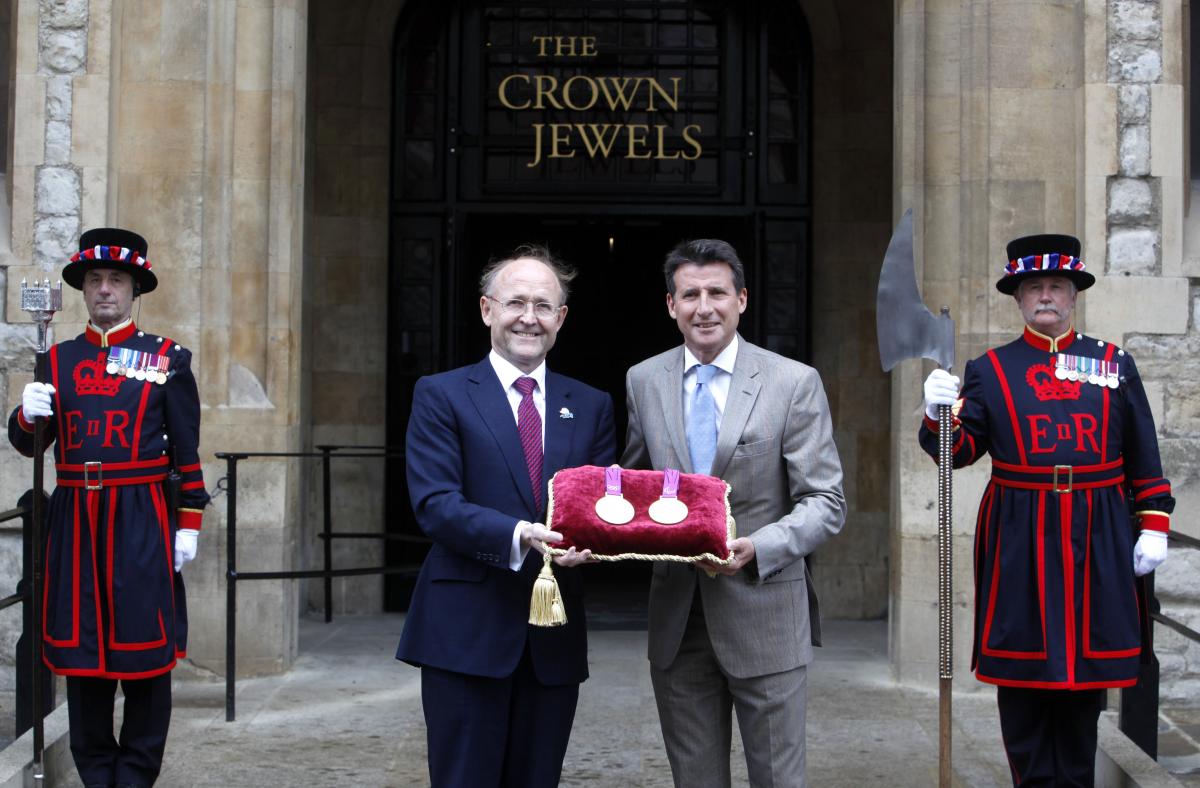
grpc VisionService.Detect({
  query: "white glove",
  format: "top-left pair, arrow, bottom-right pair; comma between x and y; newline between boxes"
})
174,528 -> 199,572
1133,530 -> 1167,577
923,369 -> 960,422
21,382 -> 55,420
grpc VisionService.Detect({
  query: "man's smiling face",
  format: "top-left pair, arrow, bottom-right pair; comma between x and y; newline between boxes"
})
480,257 -> 567,373
666,261 -> 747,364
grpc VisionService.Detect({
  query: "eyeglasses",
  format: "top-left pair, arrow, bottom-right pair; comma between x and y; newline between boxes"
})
487,296 -> 561,320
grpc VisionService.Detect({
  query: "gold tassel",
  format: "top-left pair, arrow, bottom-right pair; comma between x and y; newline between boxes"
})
529,552 -> 567,627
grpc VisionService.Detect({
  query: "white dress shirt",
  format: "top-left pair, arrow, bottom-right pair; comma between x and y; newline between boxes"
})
682,334 -> 740,432
488,351 -> 548,570
489,350 -> 546,449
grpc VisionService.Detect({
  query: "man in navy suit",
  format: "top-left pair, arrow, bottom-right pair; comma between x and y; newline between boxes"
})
396,245 -> 616,788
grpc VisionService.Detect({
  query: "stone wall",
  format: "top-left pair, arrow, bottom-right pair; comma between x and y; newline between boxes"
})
301,0 -> 396,615
0,0 -> 310,679
801,0 -> 894,619
890,0 -> 1200,695
1095,0 -> 1200,702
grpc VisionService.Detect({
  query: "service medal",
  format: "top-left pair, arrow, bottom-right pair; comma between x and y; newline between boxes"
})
1054,353 -> 1067,380
648,468 -> 689,525
156,372 -> 168,385
106,361 -> 119,375
594,464 -> 635,525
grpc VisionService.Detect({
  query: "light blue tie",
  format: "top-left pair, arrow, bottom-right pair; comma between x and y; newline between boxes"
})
687,364 -> 718,475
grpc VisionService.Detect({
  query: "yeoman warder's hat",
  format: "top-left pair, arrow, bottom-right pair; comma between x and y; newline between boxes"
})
996,233 -> 1093,295
62,227 -> 157,294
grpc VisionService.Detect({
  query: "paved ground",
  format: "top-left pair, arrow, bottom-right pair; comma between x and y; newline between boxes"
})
155,616 -> 1014,786
7,612 -> 1194,787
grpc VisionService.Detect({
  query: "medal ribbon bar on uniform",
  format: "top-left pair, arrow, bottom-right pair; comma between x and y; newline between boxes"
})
1054,353 -> 1119,388
106,348 -> 171,384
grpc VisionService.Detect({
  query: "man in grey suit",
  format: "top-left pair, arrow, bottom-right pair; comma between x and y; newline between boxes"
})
622,238 -> 847,787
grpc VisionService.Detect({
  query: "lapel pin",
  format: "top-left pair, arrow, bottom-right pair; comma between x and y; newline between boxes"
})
559,407 -> 574,419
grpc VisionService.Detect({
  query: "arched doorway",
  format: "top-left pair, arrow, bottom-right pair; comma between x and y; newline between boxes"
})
386,0 -> 814,609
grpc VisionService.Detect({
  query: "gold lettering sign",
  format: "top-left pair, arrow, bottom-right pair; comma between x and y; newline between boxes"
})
497,36 -> 704,168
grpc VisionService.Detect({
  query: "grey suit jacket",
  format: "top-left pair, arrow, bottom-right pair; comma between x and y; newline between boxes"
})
622,337 -> 846,679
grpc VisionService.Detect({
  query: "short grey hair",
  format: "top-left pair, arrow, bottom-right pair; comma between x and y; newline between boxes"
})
479,244 -> 577,305
663,239 -> 746,296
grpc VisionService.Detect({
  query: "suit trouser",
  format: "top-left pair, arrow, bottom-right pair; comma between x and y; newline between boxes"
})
66,673 -> 172,788
651,591 -> 808,788
421,642 -> 579,788
996,686 -> 1105,787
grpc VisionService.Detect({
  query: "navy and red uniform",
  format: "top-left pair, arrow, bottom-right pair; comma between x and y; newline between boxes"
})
919,325 -> 1173,784
9,319 -> 208,678
8,318 -> 208,786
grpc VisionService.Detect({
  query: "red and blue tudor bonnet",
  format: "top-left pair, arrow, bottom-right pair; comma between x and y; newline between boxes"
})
997,233 -> 1094,295
61,227 -> 157,294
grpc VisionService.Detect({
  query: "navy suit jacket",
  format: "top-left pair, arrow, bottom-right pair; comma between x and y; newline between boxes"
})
396,357 -> 616,685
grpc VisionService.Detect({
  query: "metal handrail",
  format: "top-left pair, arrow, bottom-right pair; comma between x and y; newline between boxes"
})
216,445 -> 426,722
0,506 -> 29,612
1151,610 -> 1200,643
1169,531 -> 1200,550
0,493 -> 54,764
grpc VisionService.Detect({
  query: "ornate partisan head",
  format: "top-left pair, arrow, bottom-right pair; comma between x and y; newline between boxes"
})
20,278 -> 63,317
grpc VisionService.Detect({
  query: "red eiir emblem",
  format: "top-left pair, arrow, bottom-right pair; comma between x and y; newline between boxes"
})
73,356 -> 122,397
1026,363 -> 1081,401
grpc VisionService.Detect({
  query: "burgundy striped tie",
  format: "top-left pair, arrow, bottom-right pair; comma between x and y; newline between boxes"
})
514,377 -> 543,510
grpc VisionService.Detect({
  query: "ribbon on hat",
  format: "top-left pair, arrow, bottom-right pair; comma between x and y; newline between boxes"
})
70,246 -> 152,271
1003,252 -> 1084,276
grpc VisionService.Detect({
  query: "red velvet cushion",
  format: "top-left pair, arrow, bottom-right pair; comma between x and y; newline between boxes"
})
546,465 -> 733,561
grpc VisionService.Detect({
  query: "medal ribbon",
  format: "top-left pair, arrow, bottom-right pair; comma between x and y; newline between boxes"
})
661,468 -> 680,499
604,465 -> 623,496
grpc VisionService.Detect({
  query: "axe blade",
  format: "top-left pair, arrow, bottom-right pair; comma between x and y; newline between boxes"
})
876,209 -> 955,372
